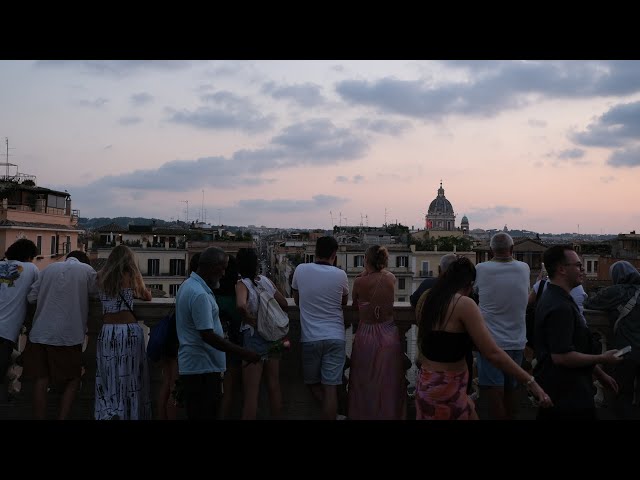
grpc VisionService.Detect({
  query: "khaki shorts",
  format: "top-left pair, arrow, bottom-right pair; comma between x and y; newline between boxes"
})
22,341 -> 82,387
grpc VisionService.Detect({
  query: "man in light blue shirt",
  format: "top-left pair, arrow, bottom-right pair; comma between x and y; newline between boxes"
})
176,246 -> 260,420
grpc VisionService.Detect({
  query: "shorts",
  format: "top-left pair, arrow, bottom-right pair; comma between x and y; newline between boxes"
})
242,328 -> 272,358
0,337 -> 14,384
301,339 -> 345,385
477,349 -> 523,389
22,341 -> 82,387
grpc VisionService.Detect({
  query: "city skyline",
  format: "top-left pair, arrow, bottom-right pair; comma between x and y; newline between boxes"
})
1,60 -> 639,234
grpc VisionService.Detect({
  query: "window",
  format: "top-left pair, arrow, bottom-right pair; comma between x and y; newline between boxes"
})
146,284 -> 163,291
36,235 -> 42,255
398,278 -> 406,290
594,260 -> 598,273
353,255 -> 365,267
50,235 -> 56,255
398,296 -> 405,302
169,284 -> 180,297
587,260 -> 592,273
396,256 -> 408,268
169,258 -> 185,276
65,236 -> 71,254
306,254 -> 314,263
148,258 -> 160,276
421,261 -> 429,276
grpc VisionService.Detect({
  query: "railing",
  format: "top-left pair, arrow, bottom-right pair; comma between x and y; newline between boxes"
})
0,302 -> 613,420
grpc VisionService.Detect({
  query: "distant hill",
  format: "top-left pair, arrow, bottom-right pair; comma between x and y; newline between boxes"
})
78,217 -> 175,230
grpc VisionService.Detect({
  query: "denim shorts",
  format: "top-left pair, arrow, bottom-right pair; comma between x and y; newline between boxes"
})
242,328 -> 271,357
477,349 -> 524,389
301,339 -> 345,386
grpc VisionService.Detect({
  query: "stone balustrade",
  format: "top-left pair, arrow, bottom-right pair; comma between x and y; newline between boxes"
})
0,300 -> 613,420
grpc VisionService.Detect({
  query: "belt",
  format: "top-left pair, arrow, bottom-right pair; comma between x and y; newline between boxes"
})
103,312 -> 137,324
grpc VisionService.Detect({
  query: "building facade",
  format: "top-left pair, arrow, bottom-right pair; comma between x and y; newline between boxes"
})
1,173 -> 82,269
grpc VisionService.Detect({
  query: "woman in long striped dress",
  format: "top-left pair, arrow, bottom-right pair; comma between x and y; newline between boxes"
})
95,245 -> 152,420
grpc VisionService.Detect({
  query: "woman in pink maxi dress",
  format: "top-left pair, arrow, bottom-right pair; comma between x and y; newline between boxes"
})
347,245 -> 406,420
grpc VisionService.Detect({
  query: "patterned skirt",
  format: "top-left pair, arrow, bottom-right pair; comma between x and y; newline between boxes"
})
415,367 -> 473,420
347,319 -> 407,420
95,323 -> 151,420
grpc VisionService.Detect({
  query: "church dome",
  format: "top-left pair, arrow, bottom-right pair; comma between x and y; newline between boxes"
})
461,215 -> 469,224
428,182 -> 454,214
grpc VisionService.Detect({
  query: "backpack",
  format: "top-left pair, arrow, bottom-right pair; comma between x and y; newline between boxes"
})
255,280 -> 289,342
147,310 -> 177,362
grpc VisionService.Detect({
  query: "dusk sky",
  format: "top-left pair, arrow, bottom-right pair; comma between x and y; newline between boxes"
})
0,60 -> 639,234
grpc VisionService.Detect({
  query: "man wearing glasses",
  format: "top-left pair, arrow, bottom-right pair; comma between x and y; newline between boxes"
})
533,245 -> 620,420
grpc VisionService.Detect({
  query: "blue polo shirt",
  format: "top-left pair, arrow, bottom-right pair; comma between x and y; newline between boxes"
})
176,272 -> 225,375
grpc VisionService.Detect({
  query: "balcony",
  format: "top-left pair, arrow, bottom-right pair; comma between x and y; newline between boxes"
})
0,302 -> 614,420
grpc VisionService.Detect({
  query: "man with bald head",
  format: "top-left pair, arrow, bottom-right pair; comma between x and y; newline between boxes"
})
473,232 -> 530,420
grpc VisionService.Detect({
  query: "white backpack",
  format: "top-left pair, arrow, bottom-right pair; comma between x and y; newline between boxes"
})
255,281 -> 289,342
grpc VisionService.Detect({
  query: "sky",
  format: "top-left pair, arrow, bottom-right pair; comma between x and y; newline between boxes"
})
0,60 -> 639,234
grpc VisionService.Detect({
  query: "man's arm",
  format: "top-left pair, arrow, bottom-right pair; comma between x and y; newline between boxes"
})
200,330 -> 260,363
293,289 -> 300,306
27,276 -> 41,304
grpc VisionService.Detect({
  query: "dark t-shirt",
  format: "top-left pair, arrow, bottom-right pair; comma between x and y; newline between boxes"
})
410,277 -> 438,307
533,283 -> 598,410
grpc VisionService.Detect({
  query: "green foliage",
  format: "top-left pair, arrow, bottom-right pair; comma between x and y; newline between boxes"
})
414,235 -> 474,252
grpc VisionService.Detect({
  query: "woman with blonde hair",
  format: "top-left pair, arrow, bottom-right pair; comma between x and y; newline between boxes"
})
348,245 -> 406,419
95,245 -> 152,420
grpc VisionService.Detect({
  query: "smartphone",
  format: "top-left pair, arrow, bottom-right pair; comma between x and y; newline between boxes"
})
614,346 -> 632,358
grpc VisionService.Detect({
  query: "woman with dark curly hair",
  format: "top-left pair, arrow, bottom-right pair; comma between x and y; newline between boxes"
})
348,245 -> 406,419
416,256 -> 552,420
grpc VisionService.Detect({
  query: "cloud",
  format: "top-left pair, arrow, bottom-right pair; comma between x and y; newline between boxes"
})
66,119 -> 369,201
608,146 -> 640,167
467,205 -> 523,223
354,117 -> 412,136
570,100 -> 640,167
528,118 -> 547,128
557,148 -> 585,159
335,174 -> 365,184
118,116 -> 142,126
36,60 -> 192,77
167,91 -> 275,133
236,195 -> 347,212
130,92 -> 154,107
262,81 -> 326,107
103,145 -> 113,150
570,101 -> 640,148
75,98 -> 108,109
336,61 -> 640,120
544,148 -> 589,166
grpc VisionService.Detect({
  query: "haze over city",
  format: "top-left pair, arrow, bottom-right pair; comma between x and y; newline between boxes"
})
1,60 -> 639,234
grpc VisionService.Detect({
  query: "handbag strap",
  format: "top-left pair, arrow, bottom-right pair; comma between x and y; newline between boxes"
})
535,279 -> 546,302
614,286 -> 640,334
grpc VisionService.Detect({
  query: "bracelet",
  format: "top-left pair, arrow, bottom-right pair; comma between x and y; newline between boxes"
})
525,376 -> 535,387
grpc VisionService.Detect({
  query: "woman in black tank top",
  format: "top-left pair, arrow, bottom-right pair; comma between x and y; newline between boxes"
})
415,257 -> 553,420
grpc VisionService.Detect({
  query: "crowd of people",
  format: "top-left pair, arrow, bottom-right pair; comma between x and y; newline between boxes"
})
0,231 -> 637,420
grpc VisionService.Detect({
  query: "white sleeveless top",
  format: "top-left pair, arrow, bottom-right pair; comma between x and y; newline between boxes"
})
239,275 -> 276,332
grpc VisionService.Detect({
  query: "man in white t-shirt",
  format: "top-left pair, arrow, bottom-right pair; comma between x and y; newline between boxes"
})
291,236 -> 349,420
473,232 -> 530,420
0,239 -> 39,402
